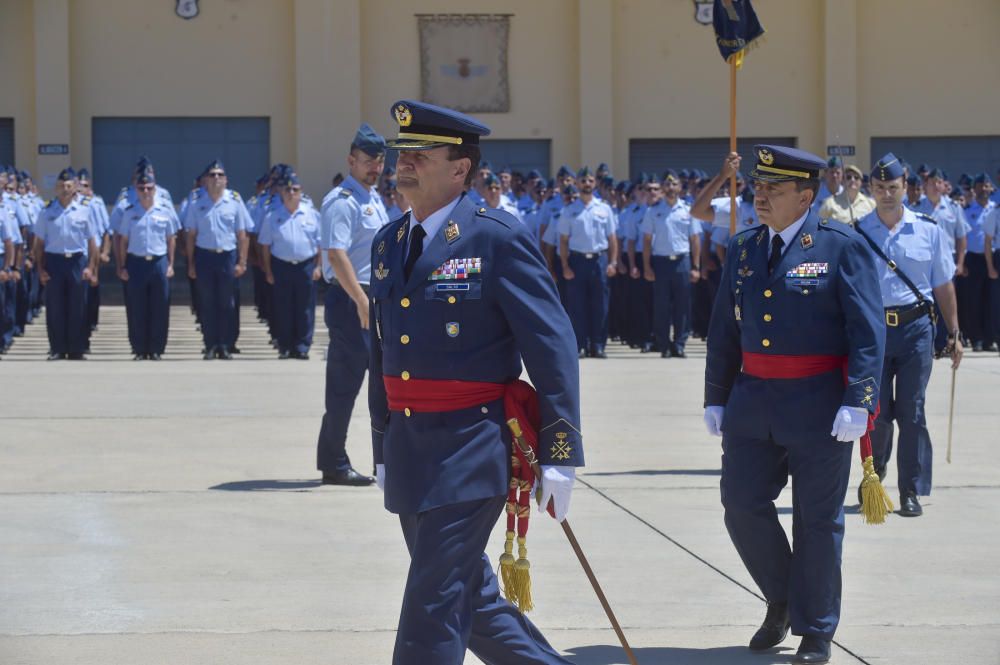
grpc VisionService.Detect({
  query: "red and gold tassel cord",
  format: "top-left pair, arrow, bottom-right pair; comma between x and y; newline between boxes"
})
858,408 -> 894,524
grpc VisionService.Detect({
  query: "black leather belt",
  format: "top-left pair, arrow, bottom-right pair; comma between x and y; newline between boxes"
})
570,251 -> 600,260
884,301 -> 932,327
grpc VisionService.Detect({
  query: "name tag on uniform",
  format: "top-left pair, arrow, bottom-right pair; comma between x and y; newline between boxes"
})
435,283 -> 470,292
429,258 -> 482,280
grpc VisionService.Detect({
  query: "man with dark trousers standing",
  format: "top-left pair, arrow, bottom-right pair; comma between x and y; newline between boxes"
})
315,124 -> 388,486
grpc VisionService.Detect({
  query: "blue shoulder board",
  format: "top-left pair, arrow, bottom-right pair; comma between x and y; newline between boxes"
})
916,212 -> 937,225
339,189 -> 352,198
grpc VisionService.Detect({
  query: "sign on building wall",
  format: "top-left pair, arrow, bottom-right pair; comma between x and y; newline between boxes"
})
417,14 -> 511,113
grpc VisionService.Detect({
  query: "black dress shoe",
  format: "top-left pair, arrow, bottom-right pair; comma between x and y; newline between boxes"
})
673,348 -> 687,358
660,350 -> 670,358
578,348 -> 587,359
297,352 -> 309,360
229,346 -> 241,354
203,349 -> 215,360
749,602 -> 790,651
322,468 -> 375,486
218,348 -> 233,360
794,636 -> 831,664
899,491 -> 923,517
67,353 -> 86,360
149,353 -> 162,361
640,342 -> 654,353
134,353 -> 145,361
47,352 -> 64,361
592,346 -> 607,359
278,350 -> 291,359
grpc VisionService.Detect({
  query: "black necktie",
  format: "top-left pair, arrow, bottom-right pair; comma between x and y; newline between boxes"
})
404,224 -> 426,280
768,234 -> 785,275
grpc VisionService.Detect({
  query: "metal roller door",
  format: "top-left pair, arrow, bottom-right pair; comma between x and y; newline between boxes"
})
91,117 -> 270,204
629,136 -> 797,180
870,136 -> 1000,181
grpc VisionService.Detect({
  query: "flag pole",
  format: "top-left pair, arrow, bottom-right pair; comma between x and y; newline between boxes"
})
728,57 -> 737,236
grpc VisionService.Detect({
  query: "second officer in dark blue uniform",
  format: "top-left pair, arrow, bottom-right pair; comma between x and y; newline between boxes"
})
704,145 -> 885,664
370,100 -> 583,665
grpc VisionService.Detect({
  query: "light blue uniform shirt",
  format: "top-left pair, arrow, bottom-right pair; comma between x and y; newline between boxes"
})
320,175 -> 389,284
259,203 -> 320,263
979,207 -> 1000,252
120,202 -> 180,256
3,193 -> 31,235
89,195 -> 110,236
538,195 -> 564,235
558,198 -> 615,253
621,204 -> 647,253
34,198 -> 100,254
641,199 -> 696,256
181,189 -> 252,251
0,201 -> 22,253
911,196 -> 969,255
963,200 -> 995,254
522,202 -> 543,240
857,207 -> 955,307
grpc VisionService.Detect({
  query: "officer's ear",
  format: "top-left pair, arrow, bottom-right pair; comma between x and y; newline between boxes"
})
452,157 -> 472,184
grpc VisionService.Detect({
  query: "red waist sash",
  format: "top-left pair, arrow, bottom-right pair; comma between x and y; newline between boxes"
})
740,352 -> 877,461
742,352 -> 845,379
384,376 -> 505,413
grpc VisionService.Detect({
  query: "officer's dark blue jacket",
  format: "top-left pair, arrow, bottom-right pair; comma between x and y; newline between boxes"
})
369,193 -> 583,514
705,212 -> 885,441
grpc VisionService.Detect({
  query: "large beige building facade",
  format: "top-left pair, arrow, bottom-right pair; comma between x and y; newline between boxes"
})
3,0 -> 999,200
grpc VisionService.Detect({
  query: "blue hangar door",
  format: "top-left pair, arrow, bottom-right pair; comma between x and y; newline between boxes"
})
91,117 -> 270,205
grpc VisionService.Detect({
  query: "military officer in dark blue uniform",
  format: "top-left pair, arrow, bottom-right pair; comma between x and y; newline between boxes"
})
370,99 -> 582,665
314,124 -> 388,486
33,168 -> 101,360
704,145 -> 885,664
117,172 -> 180,360
558,167 -> 619,358
182,160 -> 252,359
858,154 -> 963,517
258,173 -> 321,359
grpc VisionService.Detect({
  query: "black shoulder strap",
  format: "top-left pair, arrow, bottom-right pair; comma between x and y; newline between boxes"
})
854,223 -> 928,305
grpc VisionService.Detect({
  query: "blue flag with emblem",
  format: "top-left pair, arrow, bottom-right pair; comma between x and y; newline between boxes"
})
712,0 -> 764,68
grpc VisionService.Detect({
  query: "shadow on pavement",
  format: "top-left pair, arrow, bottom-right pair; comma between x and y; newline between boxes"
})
584,469 -> 721,477
565,643 -> 796,664
208,479 -> 323,491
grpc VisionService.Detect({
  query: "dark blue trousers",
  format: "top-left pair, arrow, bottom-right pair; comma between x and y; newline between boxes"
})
86,281 -> 100,332
395,496 -> 571,665
316,283 -> 368,473
271,257 -> 315,354
44,253 -> 89,355
125,254 -> 170,355
567,252 -> 608,351
195,248 -> 237,351
1,276 -> 14,347
991,250 -> 1000,346
871,316 -> 934,495
0,270 -> 7,347
721,429 -> 853,640
651,254 -> 692,353
16,266 -> 31,332
626,274 -> 652,347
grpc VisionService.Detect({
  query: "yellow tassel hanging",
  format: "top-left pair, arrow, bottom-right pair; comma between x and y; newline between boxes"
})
508,536 -> 534,612
859,456 -> 894,524
499,529 -> 517,603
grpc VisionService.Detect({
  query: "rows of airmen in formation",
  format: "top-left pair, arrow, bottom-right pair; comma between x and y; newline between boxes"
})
2,154 -> 1000,361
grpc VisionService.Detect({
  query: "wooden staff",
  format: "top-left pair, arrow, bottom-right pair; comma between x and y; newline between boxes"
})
728,57 -> 738,236
507,418 -> 638,665
946,365 -> 957,463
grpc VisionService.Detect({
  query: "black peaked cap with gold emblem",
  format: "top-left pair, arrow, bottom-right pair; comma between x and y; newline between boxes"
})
386,99 -> 491,151
749,144 -> 827,183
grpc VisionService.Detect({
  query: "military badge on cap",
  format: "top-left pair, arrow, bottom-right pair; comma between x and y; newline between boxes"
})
758,148 -> 775,166
394,103 -> 413,127
446,322 -> 460,337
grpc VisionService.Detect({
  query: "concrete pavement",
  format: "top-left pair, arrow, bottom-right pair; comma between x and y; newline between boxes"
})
1,306 -> 998,664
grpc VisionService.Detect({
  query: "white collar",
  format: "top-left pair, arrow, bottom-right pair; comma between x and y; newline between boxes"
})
409,195 -> 462,250
767,210 -> 809,254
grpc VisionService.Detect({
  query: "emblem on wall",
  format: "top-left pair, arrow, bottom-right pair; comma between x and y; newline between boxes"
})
175,0 -> 200,20
693,0 -> 714,25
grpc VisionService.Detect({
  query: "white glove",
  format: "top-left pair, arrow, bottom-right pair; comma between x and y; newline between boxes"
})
704,406 -> 725,437
830,406 -> 869,442
375,464 -> 385,491
537,466 -> 575,522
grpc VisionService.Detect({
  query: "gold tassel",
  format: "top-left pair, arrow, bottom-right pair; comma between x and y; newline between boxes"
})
860,456 -> 894,525
499,529 -> 516,603
508,536 -> 534,612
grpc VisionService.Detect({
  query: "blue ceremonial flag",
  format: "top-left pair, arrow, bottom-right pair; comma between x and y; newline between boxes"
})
713,0 -> 764,68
